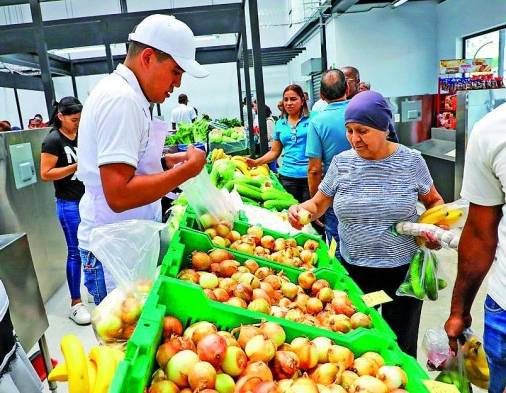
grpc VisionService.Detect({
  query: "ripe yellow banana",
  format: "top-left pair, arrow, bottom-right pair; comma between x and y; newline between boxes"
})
89,345 -> 118,393
419,204 -> 447,221
88,360 -> 97,393
233,160 -> 250,176
438,209 -> 464,227
418,206 -> 449,224
231,155 -> 247,163
48,363 -> 68,382
61,335 -> 89,393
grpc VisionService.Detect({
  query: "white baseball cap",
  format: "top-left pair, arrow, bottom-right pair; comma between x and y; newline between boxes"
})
129,14 -> 209,78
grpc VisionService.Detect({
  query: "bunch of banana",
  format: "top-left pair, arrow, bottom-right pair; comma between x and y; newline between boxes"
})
231,155 -> 250,176
48,335 -> 125,393
210,148 -> 230,163
419,204 -> 464,227
462,336 -> 489,389
250,164 -> 269,178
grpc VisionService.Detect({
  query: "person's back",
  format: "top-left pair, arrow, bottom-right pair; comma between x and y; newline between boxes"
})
171,93 -> 196,129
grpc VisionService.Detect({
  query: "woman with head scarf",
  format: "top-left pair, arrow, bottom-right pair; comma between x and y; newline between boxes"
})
288,90 -> 444,357
40,97 -> 91,325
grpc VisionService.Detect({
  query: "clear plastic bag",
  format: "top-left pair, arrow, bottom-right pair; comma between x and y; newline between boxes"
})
180,168 -> 237,229
394,221 -> 460,249
397,248 -> 448,301
435,344 -> 472,393
423,328 -> 453,370
418,199 -> 469,229
89,219 -> 166,343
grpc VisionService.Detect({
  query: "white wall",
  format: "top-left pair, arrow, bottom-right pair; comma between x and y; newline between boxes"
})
437,0 -> 506,60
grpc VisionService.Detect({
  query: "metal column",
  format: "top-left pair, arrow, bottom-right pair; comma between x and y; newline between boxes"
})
70,62 -> 78,99
13,88 -> 24,129
248,0 -> 268,155
236,58 -> 244,125
119,0 -> 128,13
241,23 -> 255,156
499,29 -> 505,78
29,0 -> 56,117
319,13 -> 328,71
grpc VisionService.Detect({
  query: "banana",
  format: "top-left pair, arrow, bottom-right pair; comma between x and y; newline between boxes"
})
419,206 -> 449,224
419,204 -> 447,221
89,346 -> 118,393
48,363 -> 68,382
233,160 -> 251,176
438,209 -> 464,227
231,155 -> 247,163
463,337 -> 489,389
88,360 -> 97,393
111,348 -> 125,365
61,335 -> 89,393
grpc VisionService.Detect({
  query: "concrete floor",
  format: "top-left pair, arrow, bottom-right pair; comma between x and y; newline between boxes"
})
37,247 -> 489,393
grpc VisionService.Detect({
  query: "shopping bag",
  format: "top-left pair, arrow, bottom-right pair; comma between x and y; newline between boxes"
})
435,343 -> 472,393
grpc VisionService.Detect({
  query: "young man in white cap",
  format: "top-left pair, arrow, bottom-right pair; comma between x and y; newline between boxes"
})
77,14 -> 208,305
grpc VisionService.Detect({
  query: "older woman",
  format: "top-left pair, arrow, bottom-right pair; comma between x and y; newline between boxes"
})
288,91 -> 444,357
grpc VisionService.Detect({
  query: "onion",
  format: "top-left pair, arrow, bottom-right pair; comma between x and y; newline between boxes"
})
290,337 -> 319,370
311,336 -> 333,363
254,246 -> 267,256
311,279 -> 329,296
285,308 -> 305,322
167,350 -> 199,388
248,298 -> 271,314
244,259 -> 260,273
361,352 -> 384,368
328,314 -> 352,333
242,361 -> 273,381
306,297 -> 323,314
295,293 -> 310,312
238,266 -> 250,273
350,312 -> 372,329
234,376 -> 263,393
191,251 -> 212,271
215,373 -> 235,393
227,230 -> 241,243
225,297 -> 247,308
272,351 -> 300,380
149,380 -> 180,393
218,260 -> 239,277
205,228 -> 217,238
234,283 -> 253,302
353,357 -> 379,377
199,272 -> 219,289
163,316 -> 183,339
271,305 -> 287,318
219,278 -> 238,295
253,381 -> 281,393
297,271 -> 316,289
230,240 -> 241,250
255,267 -> 272,280
197,333 -> 227,368
252,288 -> 271,305
217,331 -> 239,347
376,366 -> 407,390
177,269 -> 199,284
278,297 -> 292,308
341,370 -> 359,390
260,282 -> 275,298
156,341 -> 180,369
215,223 -> 231,238
274,238 -> 286,251
232,272 -> 244,281
244,334 -> 276,362
235,325 -> 260,349
221,346 -> 248,376
278,379 -> 294,392
310,363 -> 339,385
241,235 -> 258,246
264,275 -> 282,290
328,345 -> 354,369
285,238 -> 298,248
286,376 -> 319,393
169,336 -> 195,352
185,321 -> 217,345
247,226 -> 264,239
209,249 -> 233,263
260,235 -> 275,250
151,368 -> 167,383
213,288 -> 230,302
317,287 -> 334,303
331,297 -> 356,317
212,236 -> 227,247
259,322 -> 286,348
188,361 -> 216,391
303,239 -> 320,251
237,242 -> 255,255
319,384 -> 346,393
210,263 -> 221,274
350,376 -> 388,393
281,282 -> 298,299
239,273 -> 261,289
204,289 -> 217,300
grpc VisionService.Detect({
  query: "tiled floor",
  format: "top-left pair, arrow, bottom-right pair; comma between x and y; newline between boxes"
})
38,248 -> 488,393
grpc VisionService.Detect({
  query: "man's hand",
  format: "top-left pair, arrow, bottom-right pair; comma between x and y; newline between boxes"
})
288,205 -> 303,230
185,145 -> 206,177
164,152 -> 188,169
444,313 -> 472,354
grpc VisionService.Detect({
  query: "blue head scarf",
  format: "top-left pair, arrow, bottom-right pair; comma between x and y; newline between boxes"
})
345,91 -> 399,142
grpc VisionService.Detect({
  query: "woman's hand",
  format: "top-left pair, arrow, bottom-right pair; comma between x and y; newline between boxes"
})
417,230 -> 441,250
288,205 -> 303,229
246,157 -> 257,168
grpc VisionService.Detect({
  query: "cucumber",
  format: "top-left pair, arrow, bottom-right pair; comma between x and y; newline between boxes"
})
241,196 -> 259,206
224,178 -> 262,192
424,251 -> 438,301
236,184 -> 263,201
409,249 -> 425,299
263,199 -> 298,210
261,188 -> 296,201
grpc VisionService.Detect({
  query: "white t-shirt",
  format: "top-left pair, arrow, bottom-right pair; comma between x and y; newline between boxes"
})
461,102 -> 506,309
170,103 -> 196,129
76,64 -> 153,250
311,98 -> 328,113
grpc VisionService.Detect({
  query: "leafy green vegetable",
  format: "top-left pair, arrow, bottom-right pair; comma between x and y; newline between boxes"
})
216,118 -> 242,128
165,119 -> 209,145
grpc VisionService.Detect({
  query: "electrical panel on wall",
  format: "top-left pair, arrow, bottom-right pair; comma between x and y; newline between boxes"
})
9,143 -> 37,189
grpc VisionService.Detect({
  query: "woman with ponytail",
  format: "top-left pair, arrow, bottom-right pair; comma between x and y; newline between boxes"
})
40,97 -> 91,325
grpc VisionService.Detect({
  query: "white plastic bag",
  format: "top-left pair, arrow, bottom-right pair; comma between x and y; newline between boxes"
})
89,219 -> 166,343
423,328 -> 452,370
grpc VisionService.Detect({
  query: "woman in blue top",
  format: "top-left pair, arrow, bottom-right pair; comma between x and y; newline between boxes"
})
247,84 -> 310,202
288,91 -> 444,357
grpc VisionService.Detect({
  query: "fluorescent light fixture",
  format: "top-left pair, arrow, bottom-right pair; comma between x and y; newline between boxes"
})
195,34 -> 220,42
392,0 -> 409,7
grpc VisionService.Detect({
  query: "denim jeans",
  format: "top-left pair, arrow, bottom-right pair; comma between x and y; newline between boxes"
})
279,174 -> 309,203
79,249 -> 108,305
483,295 -> 506,393
55,198 -> 82,301
324,207 -> 341,259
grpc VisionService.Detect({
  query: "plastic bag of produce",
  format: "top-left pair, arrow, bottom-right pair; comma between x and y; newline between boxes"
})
418,199 -> 469,229
396,248 -> 448,301
180,168 -> 237,230
394,221 -> 460,249
423,328 -> 453,370
89,219 -> 166,344
435,344 -> 472,393
461,331 -> 489,390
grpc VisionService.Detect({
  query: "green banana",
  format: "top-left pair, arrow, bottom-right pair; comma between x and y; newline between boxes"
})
409,249 -> 425,299
424,251 -> 439,300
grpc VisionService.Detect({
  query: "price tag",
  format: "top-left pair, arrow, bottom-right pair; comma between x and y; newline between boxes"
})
361,290 -> 393,307
423,380 -> 461,393
328,238 -> 337,257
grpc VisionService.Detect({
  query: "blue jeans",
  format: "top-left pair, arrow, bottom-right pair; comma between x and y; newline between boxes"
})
484,295 -> 506,393
55,198 -> 82,301
79,249 -> 107,305
324,207 -> 341,259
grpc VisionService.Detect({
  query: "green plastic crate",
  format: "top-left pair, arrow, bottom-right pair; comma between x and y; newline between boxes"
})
181,213 -> 347,276
111,276 -> 429,393
160,227 -> 395,342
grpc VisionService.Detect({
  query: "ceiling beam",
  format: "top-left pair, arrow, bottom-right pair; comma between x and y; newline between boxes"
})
0,3 -> 243,56
0,72 -> 43,90
0,0 -> 59,6
330,0 -> 360,14
0,53 -> 71,75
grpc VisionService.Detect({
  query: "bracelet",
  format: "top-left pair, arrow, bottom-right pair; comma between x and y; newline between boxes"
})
161,156 -> 169,171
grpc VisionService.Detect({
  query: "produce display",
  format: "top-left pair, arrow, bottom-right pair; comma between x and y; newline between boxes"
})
209,127 -> 246,144
166,119 -> 209,145
48,334 -> 124,393
147,317 -> 409,393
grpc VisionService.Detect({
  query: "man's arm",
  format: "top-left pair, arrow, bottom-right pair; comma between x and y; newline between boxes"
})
100,145 -> 205,213
445,203 -> 502,350
307,158 -> 323,197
